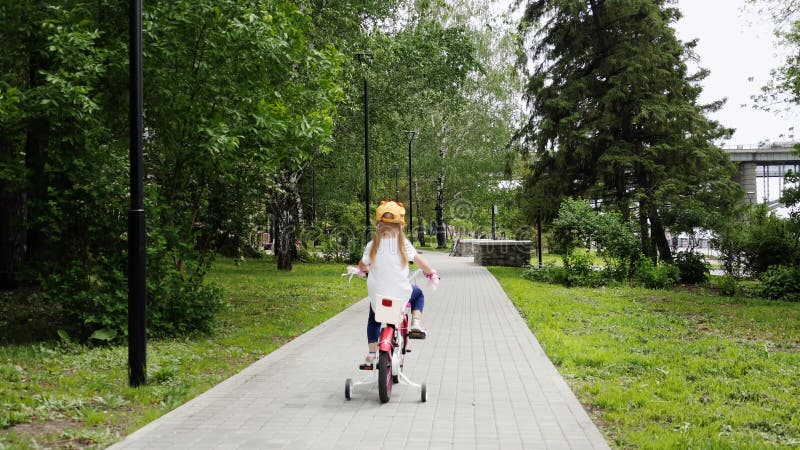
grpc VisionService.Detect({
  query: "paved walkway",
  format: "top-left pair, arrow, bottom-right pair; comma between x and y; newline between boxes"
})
110,252 -> 609,449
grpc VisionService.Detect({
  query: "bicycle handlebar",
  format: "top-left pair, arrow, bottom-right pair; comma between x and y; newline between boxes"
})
343,266 -> 440,289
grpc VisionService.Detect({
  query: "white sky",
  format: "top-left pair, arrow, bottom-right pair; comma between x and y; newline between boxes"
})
673,0 -> 798,146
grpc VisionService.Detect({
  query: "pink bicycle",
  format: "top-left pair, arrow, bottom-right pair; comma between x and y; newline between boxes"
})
344,269 -> 436,403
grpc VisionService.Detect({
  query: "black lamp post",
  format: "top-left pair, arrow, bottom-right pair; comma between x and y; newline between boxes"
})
394,164 -> 399,201
356,52 -> 372,242
491,204 -> 497,240
537,216 -> 543,268
128,0 -> 146,387
311,165 -> 317,224
406,130 -> 416,244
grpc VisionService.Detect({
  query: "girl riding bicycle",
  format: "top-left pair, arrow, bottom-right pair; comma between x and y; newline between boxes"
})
357,200 -> 437,370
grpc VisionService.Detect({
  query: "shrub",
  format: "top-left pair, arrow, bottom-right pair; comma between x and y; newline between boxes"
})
551,198 -> 639,282
674,251 -> 710,284
712,206 -> 800,277
634,259 -> 679,289
562,249 -> 604,287
40,248 -> 225,342
760,265 -> 800,301
296,246 -> 323,263
522,263 -> 559,283
742,214 -> 799,274
716,275 -> 741,297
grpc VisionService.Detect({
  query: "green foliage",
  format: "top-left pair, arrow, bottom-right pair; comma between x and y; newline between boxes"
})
716,275 -> 742,297
633,259 -> 679,290
304,200 -> 364,263
782,169 -> 800,209
1,0 -> 348,338
742,211 -> 800,274
760,265 -> 800,301
521,262 -> 564,284
551,198 -> 639,281
674,251 -> 710,284
312,2 -> 524,238
751,5 -> 800,111
711,221 -> 749,278
713,205 -> 800,276
561,249 -> 604,287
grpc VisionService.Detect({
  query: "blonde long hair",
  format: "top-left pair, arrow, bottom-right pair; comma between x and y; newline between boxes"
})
369,214 -> 408,267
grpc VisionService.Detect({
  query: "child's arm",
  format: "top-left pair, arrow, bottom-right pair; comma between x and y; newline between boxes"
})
358,242 -> 371,274
412,253 -> 435,276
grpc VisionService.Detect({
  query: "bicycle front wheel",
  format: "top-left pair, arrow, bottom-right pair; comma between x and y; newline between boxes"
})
378,350 -> 392,403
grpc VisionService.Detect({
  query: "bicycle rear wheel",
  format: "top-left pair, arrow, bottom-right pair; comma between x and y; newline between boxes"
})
377,350 -> 392,403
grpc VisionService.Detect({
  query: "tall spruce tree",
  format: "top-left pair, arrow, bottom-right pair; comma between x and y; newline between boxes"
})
518,0 -> 742,262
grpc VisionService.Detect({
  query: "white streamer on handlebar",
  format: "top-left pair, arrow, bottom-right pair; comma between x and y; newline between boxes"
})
406,269 -> 441,290
342,265 -> 365,282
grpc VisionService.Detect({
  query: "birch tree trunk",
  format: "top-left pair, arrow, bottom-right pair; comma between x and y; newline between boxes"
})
436,164 -> 446,248
272,169 -> 303,271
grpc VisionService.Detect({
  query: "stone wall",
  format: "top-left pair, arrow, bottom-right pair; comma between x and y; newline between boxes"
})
451,239 -> 494,257
473,240 -> 532,267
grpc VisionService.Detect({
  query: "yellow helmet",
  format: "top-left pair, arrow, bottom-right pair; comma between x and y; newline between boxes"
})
375,200 -> 405,225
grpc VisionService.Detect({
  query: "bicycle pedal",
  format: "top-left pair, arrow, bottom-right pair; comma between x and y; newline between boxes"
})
358,364 -> 374,371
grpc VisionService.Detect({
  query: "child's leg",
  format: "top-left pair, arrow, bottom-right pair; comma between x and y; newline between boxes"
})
409,285 -> 424,319
367,305 -> 381,349
360,306 -> 380,369
409,286 -> 427,338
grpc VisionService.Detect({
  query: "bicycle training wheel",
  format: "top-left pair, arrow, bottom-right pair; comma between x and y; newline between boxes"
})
345,378 -> 354,400
378,350 -> 392,403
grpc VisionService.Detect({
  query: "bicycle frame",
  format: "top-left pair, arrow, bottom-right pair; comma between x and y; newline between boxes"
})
378,307 -> 407,353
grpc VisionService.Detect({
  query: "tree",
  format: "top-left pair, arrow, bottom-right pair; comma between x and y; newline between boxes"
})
517,0 -> 742,263
310,0 -> 525,248
141,0 -> 343,271
0,1 -> 114,289
0,0 -> 344,338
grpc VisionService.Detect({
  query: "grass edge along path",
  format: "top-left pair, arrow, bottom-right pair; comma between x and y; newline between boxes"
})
0,257 -> 364,449
488,266 -> 800,449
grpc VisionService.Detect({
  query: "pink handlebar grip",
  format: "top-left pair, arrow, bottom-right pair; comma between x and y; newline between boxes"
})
425,272 -> 440,290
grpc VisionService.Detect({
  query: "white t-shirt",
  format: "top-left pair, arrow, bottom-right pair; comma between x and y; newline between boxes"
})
361,236 -> 418,310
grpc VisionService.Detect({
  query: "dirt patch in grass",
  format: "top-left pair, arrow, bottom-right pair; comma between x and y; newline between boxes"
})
7,417 -> 91,448
672,284 -> 710,295
765,341 -> 800,354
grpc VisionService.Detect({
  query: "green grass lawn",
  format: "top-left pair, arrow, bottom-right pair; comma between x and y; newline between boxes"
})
532,251 -> 563,265
531,251 -> 606,267
489,266 -> 800,449
0,257 -> 364,449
